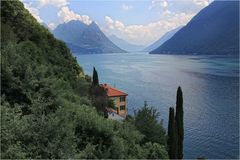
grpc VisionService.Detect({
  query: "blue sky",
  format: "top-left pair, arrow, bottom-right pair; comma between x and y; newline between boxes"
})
22,0 -> 212,46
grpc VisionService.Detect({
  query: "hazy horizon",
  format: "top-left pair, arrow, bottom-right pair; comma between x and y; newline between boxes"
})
22,0 -> 213,46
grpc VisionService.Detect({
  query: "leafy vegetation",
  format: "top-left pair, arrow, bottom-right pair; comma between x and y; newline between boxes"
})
134,106 -> 166,145
1,1 -> 168,159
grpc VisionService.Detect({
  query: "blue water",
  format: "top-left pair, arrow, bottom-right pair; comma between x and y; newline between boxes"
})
76,52 -> 239,159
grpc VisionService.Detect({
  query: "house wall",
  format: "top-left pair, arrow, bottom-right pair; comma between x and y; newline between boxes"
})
108,112 -> 124,121
110,96 -> 127,117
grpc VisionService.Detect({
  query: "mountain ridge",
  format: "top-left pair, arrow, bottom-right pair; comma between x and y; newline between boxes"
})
109,34 -> 145,52
150,1 -> 239,55
143,26 -> 182,52
53,20 -> 126,54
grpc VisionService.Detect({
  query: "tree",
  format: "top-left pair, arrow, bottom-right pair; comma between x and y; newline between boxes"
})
92,67 -> 99,86
167,107 -> 176,159
134,106 -> 166,145
175,86 -> 184,159
1,1 -> 169,159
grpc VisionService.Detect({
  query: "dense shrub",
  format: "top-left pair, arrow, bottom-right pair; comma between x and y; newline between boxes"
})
1,1 -> 168,159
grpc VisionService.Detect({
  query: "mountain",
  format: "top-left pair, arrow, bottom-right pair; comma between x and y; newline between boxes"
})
1,1 -> 168,159
150,1 -> 239,55
109,34 -> 145,52
143,26 -> 182,52
53,20 -> 126,54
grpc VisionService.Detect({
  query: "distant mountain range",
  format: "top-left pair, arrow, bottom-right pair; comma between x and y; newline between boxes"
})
109,35 -> 145,52
53,20 -> 126,54
143,26 -> 182,52
150,1 -> 239,55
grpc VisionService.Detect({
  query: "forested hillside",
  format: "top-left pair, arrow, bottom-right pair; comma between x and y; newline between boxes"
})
1,1 -> 168,159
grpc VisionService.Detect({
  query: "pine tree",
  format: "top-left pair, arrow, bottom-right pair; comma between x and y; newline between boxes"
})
92,67 -> 99,86
175,86 -> 184,159
167,107 -> 176,159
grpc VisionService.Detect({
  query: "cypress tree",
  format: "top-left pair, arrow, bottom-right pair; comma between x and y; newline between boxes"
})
175,86 -> 184,159
92,67 -> 99,86
167,107 -> 176,159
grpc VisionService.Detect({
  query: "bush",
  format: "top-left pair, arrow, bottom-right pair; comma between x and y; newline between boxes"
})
134,106 -> 167,145
1,1 -> 168,159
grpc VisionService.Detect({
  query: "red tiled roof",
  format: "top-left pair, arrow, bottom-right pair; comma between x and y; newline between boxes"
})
101,84 -> 128,97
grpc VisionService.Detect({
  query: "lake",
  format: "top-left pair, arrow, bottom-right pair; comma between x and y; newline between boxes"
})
76,52 -> 239,159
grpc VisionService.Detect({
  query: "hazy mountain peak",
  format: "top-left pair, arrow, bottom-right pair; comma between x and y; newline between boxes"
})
87,21 -> 101,32
143,26 -> 183,52
109,34 -> 145,52
53,20 -> 126,54
90,21 -> 98,26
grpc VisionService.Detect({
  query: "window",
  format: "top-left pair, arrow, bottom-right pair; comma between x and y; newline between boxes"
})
120,105 -> 125,111
120,96 -> 126,102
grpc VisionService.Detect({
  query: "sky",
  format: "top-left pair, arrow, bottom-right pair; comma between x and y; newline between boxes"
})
22,0 -> 213,46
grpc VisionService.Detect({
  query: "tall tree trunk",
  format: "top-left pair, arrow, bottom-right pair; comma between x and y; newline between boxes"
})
175,86 -> 184,159
167,107 -> 177,159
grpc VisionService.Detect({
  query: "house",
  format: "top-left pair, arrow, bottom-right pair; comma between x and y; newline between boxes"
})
106,108 -> 125,121
101,83 -> 128,118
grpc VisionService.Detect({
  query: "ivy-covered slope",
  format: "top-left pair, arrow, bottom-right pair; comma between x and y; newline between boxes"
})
1,1 -> 168,159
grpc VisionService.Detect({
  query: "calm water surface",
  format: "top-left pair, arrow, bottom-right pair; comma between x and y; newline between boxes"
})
76,52 -> 239,159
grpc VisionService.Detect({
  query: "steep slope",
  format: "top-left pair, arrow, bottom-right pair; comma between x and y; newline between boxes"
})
53,21 -> 126,54
109,34 -> 145,52
1,1 -> 168,159
143,26 -> 182,52
150,1 -> 239,55
53,20 -> 87,45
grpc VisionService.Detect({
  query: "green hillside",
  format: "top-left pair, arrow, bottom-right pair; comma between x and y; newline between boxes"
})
1,1 -> 167,159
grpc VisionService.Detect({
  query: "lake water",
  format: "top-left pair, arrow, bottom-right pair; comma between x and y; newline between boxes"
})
76,52 -> 239,159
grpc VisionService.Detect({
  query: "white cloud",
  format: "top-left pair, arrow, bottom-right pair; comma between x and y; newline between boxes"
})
122,3 -> 133,11
57,6 -> 92,25
149,0 -> 212,14
38,0 -> 69,8
161,0 -> 168,8
105,16 -> 114,29
23,0 -> 93,30
104,12 -> 194,45
115,20 -> 125,30
149,0 -> 168,10
192,0 -> 210,7
48,22 -> 57,30
23,3 -> 43,22
163,9 -> 171,15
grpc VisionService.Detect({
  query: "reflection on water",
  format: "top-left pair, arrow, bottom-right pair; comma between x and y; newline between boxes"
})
77,53 -> 239,159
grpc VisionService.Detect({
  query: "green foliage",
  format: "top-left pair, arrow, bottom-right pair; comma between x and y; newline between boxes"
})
167,107 -> 177,159
92,67 -> 99,86
1,102 -> 27,159
108,99 -> 115,109
175,86 -> 184,159
142,142 -> 168,159
90,67 -> 113,114
2,102 -> 168,159
1,1 -> 168,159
134,106 -> 167,145
85,74 -> 92,82
90,85 -> 108,113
